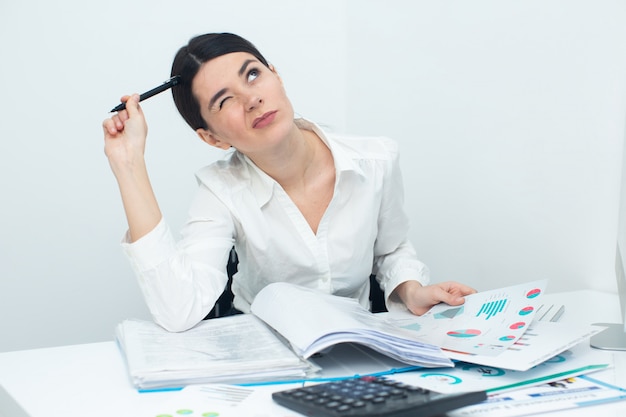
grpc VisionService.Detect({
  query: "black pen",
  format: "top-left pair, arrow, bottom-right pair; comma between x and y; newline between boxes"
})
109,76 -> 180,112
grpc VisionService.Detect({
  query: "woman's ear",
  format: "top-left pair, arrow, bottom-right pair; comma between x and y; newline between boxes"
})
196,128 -> 231,150
269,64 -> 283,85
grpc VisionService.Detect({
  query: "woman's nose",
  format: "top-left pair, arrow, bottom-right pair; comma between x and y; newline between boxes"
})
246,95 -> 263,111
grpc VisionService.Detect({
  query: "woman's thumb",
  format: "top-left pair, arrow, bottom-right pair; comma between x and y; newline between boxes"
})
124,94 -> 142,117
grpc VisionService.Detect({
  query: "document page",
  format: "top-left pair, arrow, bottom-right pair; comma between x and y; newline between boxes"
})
386,280 -> 549,356
388,340 -> 611,394
447,375 -> 626,417
250,282 -> 452,368
116,314 -> 311,389
442,320 -> 606,371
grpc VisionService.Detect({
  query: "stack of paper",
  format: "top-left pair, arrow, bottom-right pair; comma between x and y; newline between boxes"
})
116,315 -> 313,390
116,280 -> 607,391
385,280 -> 605,371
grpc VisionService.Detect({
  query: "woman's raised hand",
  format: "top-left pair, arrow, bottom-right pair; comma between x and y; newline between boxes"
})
102,94 -> 149,173
102,94 -> 162,242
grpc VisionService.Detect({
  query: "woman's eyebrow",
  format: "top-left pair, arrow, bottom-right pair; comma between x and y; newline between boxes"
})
238,59 -> 256,76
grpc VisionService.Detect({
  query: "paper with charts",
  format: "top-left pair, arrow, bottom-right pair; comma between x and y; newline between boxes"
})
387,280 -> 548,357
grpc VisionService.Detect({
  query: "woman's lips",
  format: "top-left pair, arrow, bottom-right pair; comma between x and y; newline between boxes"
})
253,111 -> 277,129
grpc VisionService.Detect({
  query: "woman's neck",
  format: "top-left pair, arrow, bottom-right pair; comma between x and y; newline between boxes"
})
249,123 -> 327,191
249,121 -> 335,234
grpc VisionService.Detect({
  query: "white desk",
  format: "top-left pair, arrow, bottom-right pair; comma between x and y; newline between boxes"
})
1,290 -> 625,417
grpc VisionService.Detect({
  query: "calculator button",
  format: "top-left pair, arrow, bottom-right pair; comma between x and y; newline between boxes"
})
326,401 -> 341,409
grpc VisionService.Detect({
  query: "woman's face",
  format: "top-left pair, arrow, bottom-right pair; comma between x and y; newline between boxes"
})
192,52 -> 295,154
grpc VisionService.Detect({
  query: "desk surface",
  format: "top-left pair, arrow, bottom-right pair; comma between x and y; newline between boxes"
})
1,290 -> 625,417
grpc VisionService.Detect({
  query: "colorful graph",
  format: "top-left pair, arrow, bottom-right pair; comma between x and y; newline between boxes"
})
434,306 -> 464,319
476,299 -> 507,320
499,335 -> 516,341
401,323 -> 422,332
447,329 -> 481,338
526,288 -> 542,299
419,373 -> 463,384
460,364 -> 506,377
519,306 -> 534,316
545,353 -> 568,364
509,322 -> 526,330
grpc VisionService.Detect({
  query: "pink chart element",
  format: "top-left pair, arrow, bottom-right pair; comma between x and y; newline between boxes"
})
519,306 -> 534,316
526,288 -> 541,299
509,322 -> 526,330
447,329 -> 481,338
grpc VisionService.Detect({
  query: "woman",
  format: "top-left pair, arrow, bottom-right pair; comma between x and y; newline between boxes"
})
103,33 -> 475,332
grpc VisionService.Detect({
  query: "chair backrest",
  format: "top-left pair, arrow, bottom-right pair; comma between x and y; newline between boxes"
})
206,249 -> 388,318
369,274 -> 387,313
204,248 -> 237,319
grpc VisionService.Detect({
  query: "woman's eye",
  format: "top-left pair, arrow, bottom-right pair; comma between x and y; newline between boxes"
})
247,69 -> 259,83
219,97 -> 231,109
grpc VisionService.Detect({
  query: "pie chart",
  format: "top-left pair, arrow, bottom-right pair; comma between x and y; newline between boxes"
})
447,329 -> 481,338
526,288 -> 541,299
519,306 -> 534,316
509,322 -> 526,330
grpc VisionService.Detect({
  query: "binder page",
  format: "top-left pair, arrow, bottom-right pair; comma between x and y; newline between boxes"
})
250,282 -> 451,368
116,314 -> 310,389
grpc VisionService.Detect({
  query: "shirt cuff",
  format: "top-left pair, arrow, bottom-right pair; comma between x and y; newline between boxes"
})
383,265 -> 430,312
120,217 -> 176,272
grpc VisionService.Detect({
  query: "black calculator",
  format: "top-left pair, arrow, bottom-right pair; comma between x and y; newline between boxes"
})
272,376 -> 486,417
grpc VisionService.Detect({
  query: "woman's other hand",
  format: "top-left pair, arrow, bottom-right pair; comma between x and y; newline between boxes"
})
394,280 -> 477,316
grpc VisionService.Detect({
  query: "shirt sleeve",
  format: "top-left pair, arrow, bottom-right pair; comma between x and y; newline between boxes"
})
120,184 -> 235,332
371,138 -> 430,312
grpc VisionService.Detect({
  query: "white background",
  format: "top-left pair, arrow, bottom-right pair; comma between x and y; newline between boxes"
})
1,0 -> 624,352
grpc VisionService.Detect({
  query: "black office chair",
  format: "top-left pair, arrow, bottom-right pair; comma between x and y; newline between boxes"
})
204,248 -> 237,319
369,274 -> 388,313
205,249 -> 388,318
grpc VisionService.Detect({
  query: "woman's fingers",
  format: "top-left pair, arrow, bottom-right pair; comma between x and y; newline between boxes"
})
123,94 -> 143,118
103,94 -> 143,136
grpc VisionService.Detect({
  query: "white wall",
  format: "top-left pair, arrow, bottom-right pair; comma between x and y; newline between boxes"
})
0,0 -> 348,352
345,1 -> 626,293
1,0 -> 625,352
617,114 -> 626,266
618,111 -> 626,306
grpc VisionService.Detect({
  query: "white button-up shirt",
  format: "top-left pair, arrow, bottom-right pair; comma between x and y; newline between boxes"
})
122,119 -> 429,331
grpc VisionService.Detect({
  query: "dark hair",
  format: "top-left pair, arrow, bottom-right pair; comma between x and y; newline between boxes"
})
170,33 -> 270,130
